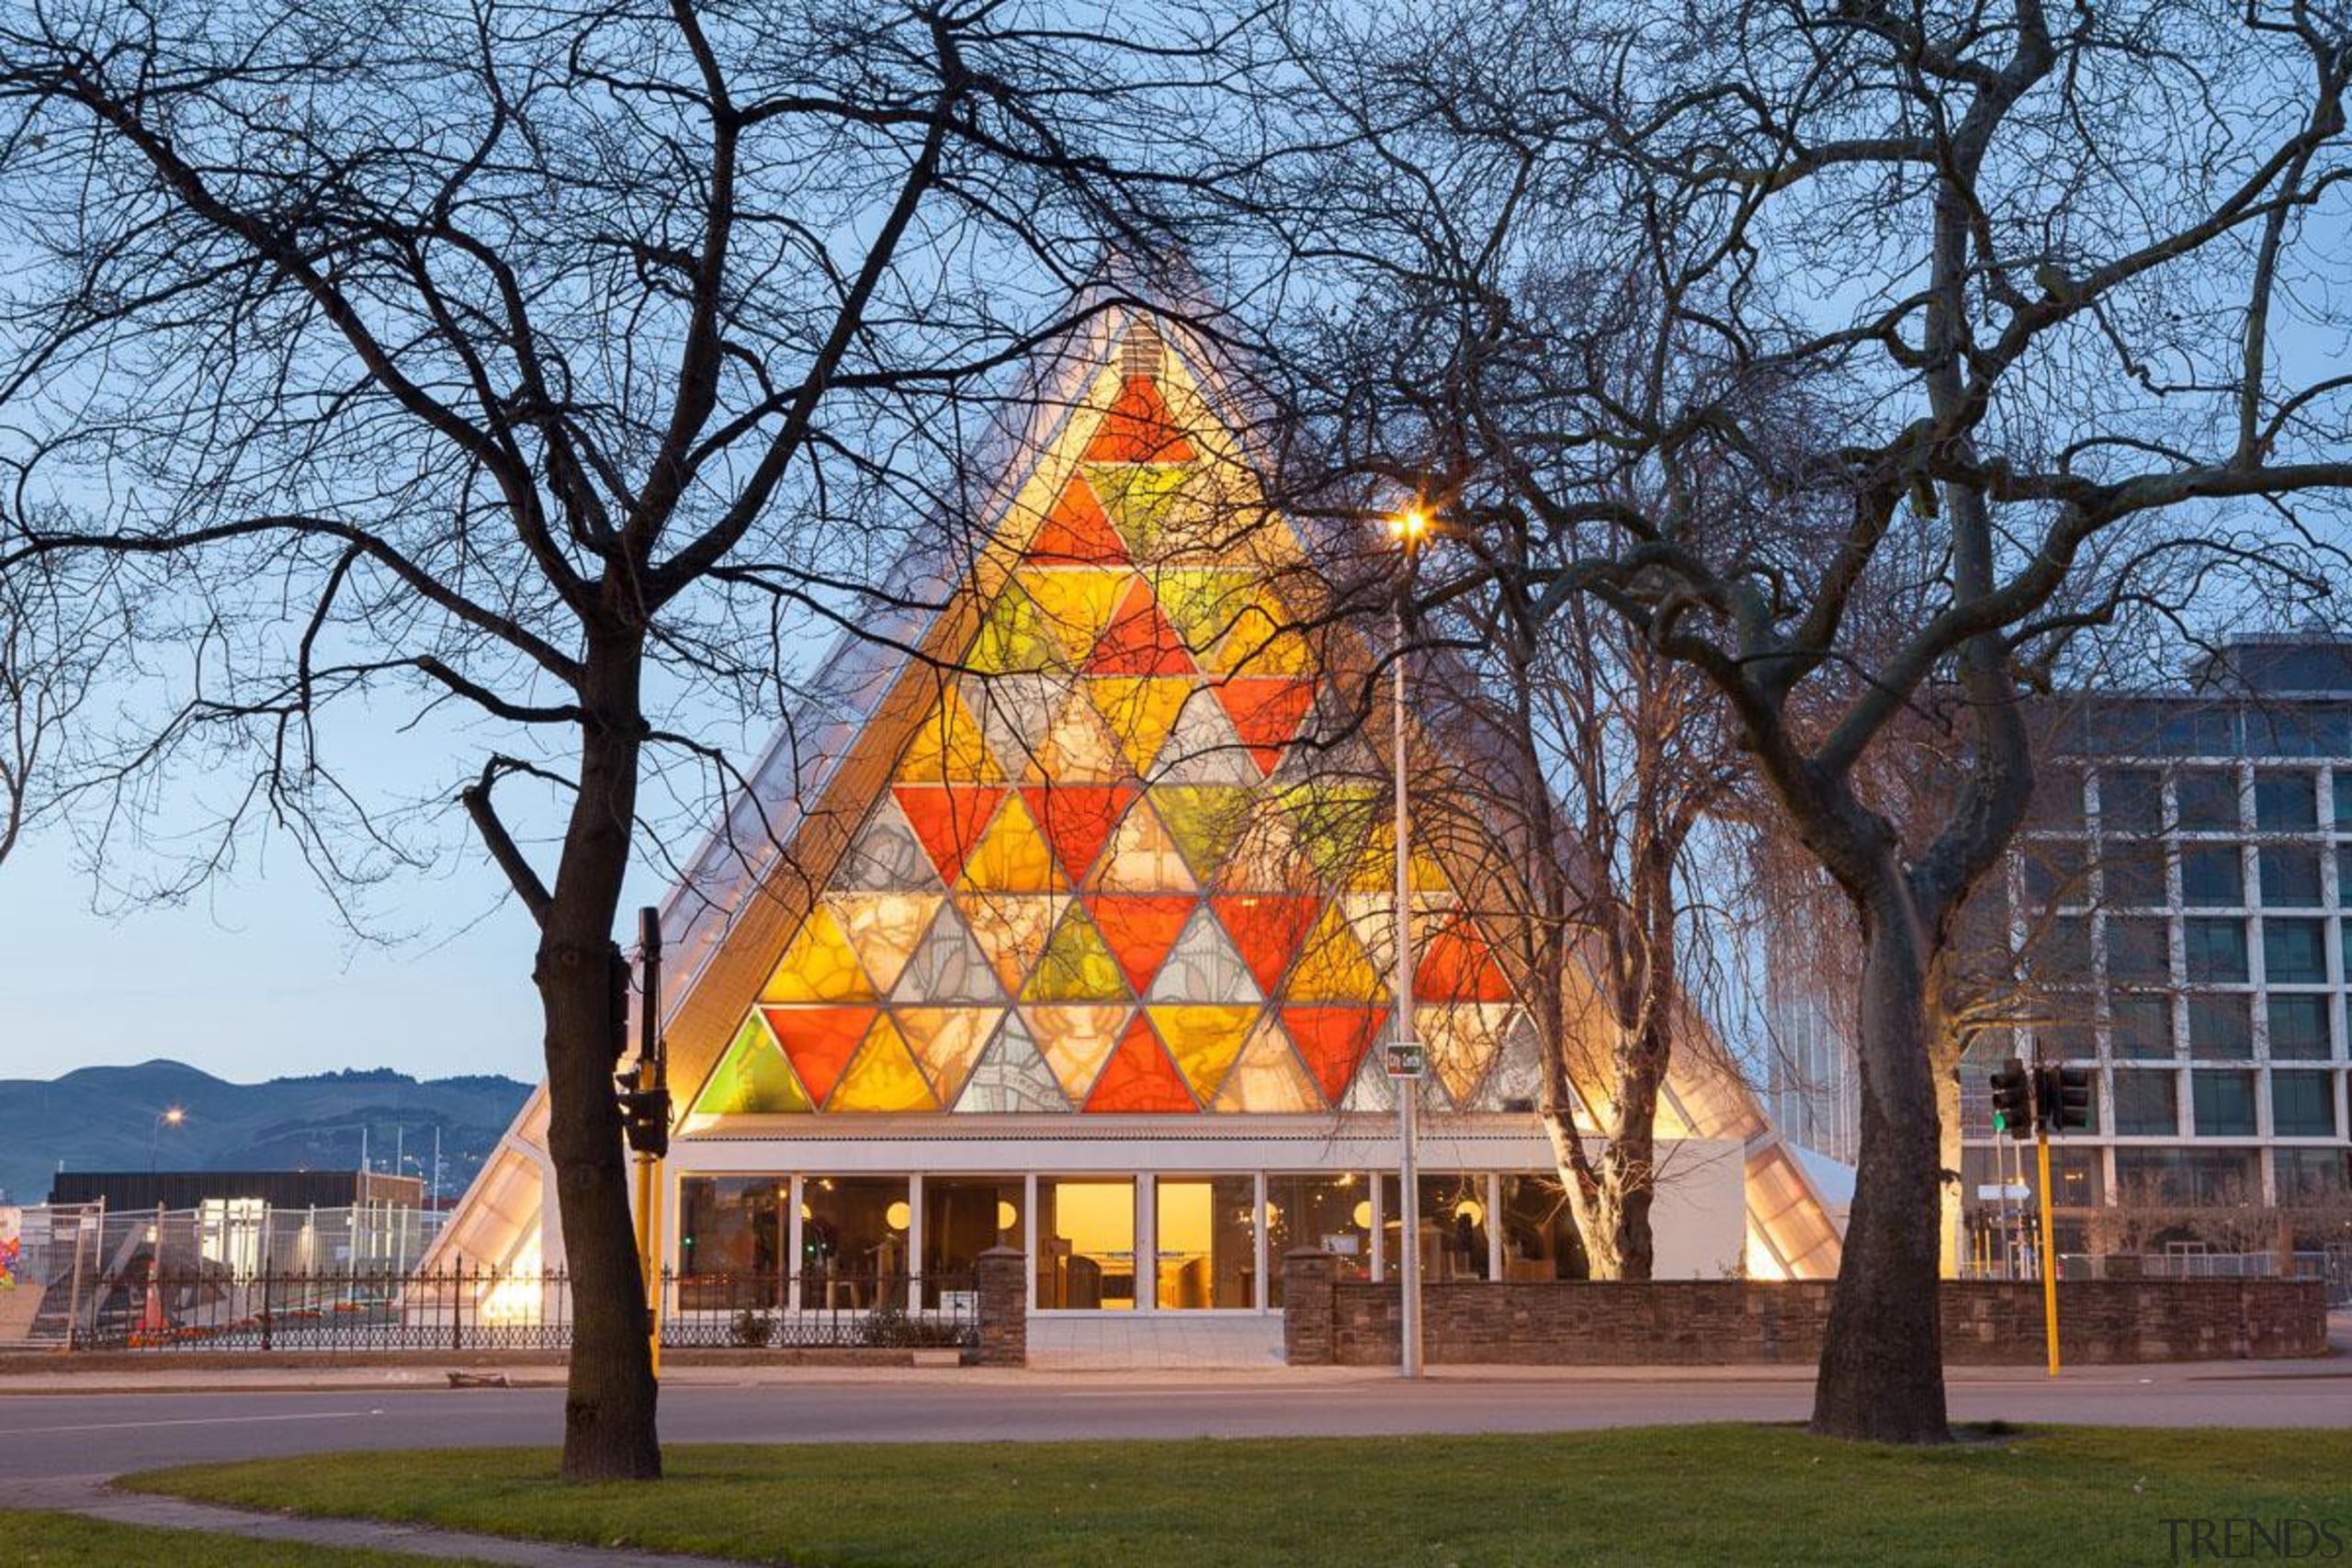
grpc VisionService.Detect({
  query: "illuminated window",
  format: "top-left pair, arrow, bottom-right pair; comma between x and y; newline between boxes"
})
1154,1177 -> 1256,1308
1037,1179 -> 1136,1310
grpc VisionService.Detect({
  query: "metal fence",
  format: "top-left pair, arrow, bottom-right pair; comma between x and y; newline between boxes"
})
1960,1247 -> 2352,1307
40,1264 -> 979,1354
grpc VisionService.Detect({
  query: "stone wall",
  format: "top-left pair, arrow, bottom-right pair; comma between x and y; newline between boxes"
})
1279,1249 -> 2329,1367
975,1247 -> 1028,1367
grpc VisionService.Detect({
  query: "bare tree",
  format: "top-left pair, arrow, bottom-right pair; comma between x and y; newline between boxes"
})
0,556 -> 110,868
1247,0 -> 2352,1442
0,0 -> 1230,1477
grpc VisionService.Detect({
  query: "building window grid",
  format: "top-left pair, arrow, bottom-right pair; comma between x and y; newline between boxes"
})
1996,758 -> 2352,1209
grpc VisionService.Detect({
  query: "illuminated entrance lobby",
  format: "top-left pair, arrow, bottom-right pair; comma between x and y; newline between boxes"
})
436,309 -> 1840,1350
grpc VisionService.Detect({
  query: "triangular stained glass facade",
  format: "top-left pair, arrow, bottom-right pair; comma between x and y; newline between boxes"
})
685,327 -> 1548,1121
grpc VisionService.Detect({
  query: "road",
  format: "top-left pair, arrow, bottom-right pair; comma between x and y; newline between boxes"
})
5,1360 -> 2349,1481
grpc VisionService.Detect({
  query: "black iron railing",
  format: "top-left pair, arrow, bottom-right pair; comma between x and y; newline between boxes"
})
64,1265 -> 978,1353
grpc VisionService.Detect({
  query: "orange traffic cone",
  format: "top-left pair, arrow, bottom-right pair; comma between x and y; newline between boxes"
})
141,1279 -> 167,1333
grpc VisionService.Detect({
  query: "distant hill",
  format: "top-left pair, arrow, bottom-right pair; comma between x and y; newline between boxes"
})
0,1059 -> 532,1208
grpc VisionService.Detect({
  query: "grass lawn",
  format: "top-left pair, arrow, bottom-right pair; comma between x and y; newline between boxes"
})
130,1425 -> 2352,1567
0,1509 -> 482,1566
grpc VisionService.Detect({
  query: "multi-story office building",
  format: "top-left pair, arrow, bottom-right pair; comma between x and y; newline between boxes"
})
1962,634 -> 2352,1257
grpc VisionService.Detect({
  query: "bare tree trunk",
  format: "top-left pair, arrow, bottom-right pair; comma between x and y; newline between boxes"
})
1811,873 -> 1950,1443
537,637 -> 660,1483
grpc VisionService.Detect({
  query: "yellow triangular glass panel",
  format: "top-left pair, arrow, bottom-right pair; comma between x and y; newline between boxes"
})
1023,903 -> 1129,1002
1019,568 -> 1135,664
1286,904 -> 1388,1001
957,794 -> 1061,891
1149,784 -> 1255,885
1148,1004 -> 1258,1102
1212,1015 -> 1319,1112
1025,1004 -> 1132,1100
967,578 -> 1065,675
1089,676 -> 1194,773
1204,583 -> 1312,678
1219,798 -> 1315,893
952,891 -> 1063,994
828,1015 -> 938,1111
1278,781 -> 1380,884
1153,567 -> 1257,657
758,904 -> 877,1004
896,1007 -> 1003,1107
1344,823 -> 1452,894
1340,891 -> 1455,980
1085,464 -> 1192,558
827,892 -> 937,997
1088,796 -> 1198,893
689,1014 -> 813,1116
1027,683 -> 1126,784
897,684 -> 1004,784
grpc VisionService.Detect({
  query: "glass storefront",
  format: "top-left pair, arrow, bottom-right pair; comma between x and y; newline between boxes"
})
1381,1173 -> 1491,1283
677,1176 -> 789,1309
1154,1177 -> 1256,1308
1265,1173 -> 1372,1303
1500,1175 -> 1588,1280
799,1176 -> 909,1311
922,1177 -> 1025,1309
1037,1178 -> 1137,1310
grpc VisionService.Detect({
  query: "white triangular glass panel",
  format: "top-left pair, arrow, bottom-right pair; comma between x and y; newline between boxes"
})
833,795 -> 939,892
890,900 -> 1011,1004
1339,1039 -> 1396,1112
1146,903 -> 1262,1005
1148,686 -> 1258,785
967,671 -> 1069,782
1473,1009 -> 1546,1111
950,1014 -> 1069,1112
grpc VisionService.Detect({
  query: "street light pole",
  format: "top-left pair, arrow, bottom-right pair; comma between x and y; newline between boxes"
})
149,1107 -> 185,1175
1388,505 -> 1430,1381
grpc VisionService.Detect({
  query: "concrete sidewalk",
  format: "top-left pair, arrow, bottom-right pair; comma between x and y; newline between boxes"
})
19,1472 -> 740,1567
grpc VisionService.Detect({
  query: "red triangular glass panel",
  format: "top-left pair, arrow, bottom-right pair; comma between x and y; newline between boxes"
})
1282,1006 -> 1389,1103
1085,579 -> 1194,676
1083,1013 -> 1200,1111
893,785 -> 1005,885
1213,679 -> 1315,773
1417,920 -> 1516,1002
1211,894 -> 1323,996
759,1006 -> 876,1108
1083,374 -> 1197,464
1087,893 -> 1196,994
1025,476 -> 1130,566
1022,784 -> 1135,885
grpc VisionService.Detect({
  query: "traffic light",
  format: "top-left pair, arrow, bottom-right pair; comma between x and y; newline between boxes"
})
1988,1057 -> 2033,1138
2042,1064 -> 2093,1133
615,1063 -> 672,1157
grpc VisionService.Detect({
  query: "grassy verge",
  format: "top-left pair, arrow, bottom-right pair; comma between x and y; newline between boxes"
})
132,1426 -> 2352,1566
1,1509 -> 481,1567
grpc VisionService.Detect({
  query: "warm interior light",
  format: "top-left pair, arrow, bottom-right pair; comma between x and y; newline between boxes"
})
996,1200 -> 1018,1233
799,1201 -> 812,1222
886,1200 -> 910,1231
1351,1200 -> 1374,1230
1454,1199 -> 1486,1226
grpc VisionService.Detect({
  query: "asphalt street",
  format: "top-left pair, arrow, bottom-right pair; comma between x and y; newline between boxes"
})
4,1362 -> 2349,1481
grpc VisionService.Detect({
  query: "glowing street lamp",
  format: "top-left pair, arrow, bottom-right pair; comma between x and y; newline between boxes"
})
1386,502 -> 1431,1381
149,1106 -> 186,1174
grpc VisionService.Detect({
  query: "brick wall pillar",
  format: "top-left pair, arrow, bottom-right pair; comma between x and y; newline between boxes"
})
974,1247 -> 1027,1367
1282,1248 -> 1338,1366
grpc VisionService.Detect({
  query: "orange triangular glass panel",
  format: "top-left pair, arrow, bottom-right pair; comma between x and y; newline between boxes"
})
1148,1004 -> 1258,1103
1211,894 -> 1324,996
759,1006 -> 876,1108
1022,784 -> 1136,886
1025,475 -> 1131,566
1027,684 -> 1128,784
1084,1013 -> 1200,1111
829,1015 -> 939,1112
1087,893 -> 1195,994
1213,678 -> 1315,774
1282,1006 -> 1389,1103
1086,578 -> 1195,676
1417,917 -> 1515,1002
956,792 -> 1061,892
1084,374 -> 1196,464
894,785 -> 1004,884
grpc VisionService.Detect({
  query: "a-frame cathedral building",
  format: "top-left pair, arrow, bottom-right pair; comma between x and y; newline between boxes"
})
434,307 -> 1839,1351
